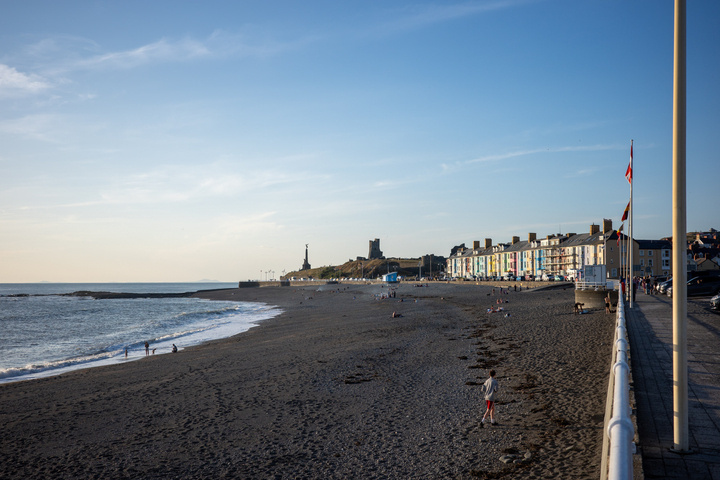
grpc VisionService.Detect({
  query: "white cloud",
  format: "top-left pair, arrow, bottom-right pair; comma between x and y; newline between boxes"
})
75,37 -> 211,70
0,114 -> 61,141
441,143 -> 622,172
376,0 -> 539,35
565,168 -> 598,178
93,163 -> 323,206
0,64 -> 50,97
68,30 -> 315,71
0,113 -> 106,144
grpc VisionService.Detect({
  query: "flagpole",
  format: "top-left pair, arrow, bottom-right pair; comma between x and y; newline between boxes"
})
623,229 -> 628,299
671,0 -> 688,453
626,229 -> 630,301
629,140 -> 634,308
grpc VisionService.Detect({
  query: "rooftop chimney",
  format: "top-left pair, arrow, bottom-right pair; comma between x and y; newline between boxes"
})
484,238 -> 492,248
603,219 -> 613,233
590,224 -> 600,235
512,236 -> 520,245
473,240 -> 480,250
528,232 -> 536,242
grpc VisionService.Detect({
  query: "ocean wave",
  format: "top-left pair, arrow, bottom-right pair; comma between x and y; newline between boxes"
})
0,349 -> 121,380
0,300 -> 283,384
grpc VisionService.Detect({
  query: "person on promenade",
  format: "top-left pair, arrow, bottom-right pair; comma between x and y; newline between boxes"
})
481,370 -> 499,425
172,344 -> 178,353
632,279 -> 638,302
145,341 -> 150,356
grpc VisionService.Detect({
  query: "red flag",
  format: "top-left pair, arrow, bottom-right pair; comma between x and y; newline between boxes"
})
621,201 -> 630,222
616,224 -> 624,246
625,144 -> 633,184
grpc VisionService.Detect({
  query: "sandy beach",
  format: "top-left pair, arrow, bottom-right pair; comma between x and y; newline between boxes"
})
0,283 -> 614,479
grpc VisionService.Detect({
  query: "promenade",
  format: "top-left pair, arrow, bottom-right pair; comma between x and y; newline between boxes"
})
626,291 -> 720,479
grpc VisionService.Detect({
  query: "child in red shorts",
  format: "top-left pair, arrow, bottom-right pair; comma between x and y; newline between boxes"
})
481,369 -> 499,425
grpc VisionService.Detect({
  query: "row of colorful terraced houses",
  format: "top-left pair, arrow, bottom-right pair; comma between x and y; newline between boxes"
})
446,219 -> 673,281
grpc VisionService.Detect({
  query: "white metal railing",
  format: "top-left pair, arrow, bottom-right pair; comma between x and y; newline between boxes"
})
575,279 -> 620,291
601,293 -> 635,480
575,280 -> 609,290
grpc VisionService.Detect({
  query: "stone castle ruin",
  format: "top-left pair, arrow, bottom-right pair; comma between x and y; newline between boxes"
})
368,239 -> 384,260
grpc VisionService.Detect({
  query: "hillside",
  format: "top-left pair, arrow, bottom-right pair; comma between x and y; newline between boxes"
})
283,258 -> 432,280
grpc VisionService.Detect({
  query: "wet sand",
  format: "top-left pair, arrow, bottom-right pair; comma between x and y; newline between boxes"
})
0,283 -> 614,479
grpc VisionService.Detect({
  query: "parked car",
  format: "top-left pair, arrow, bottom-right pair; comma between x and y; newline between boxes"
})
667,275 -> 720,298
657,278 -> 672,294
711,293 -> 720,311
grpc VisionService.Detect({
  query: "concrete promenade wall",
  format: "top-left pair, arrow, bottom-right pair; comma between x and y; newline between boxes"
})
242,279 -> 572,289
575,288 -> 619,309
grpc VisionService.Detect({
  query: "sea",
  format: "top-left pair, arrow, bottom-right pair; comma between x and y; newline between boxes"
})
0,283 -> 282,384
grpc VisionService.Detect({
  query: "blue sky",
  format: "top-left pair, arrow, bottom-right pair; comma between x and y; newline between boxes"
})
1,0 -> 718,282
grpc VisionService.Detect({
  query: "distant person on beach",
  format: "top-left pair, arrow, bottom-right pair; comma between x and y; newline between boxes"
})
172,344 -> 178,353
481,370 -> 499,425
145,341 -> 149,356
125,347 -> 128,358
605,294 -> 612,314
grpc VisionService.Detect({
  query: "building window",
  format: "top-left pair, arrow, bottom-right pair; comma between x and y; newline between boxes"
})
648,250 -> 653,256
640,250 -> 645,256
649,259 -> 653,267
640,259 -> 645,266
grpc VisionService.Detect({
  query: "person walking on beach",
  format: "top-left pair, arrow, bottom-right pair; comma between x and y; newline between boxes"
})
605,293 -> 612,314
145,341 -> 150,356
481,370 -> 499,425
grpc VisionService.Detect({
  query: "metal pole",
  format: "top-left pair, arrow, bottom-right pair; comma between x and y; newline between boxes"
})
629,140 -> 634,309
626,232 -> 630,301
623,232 -> 628,301
672,0 -> 689,453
